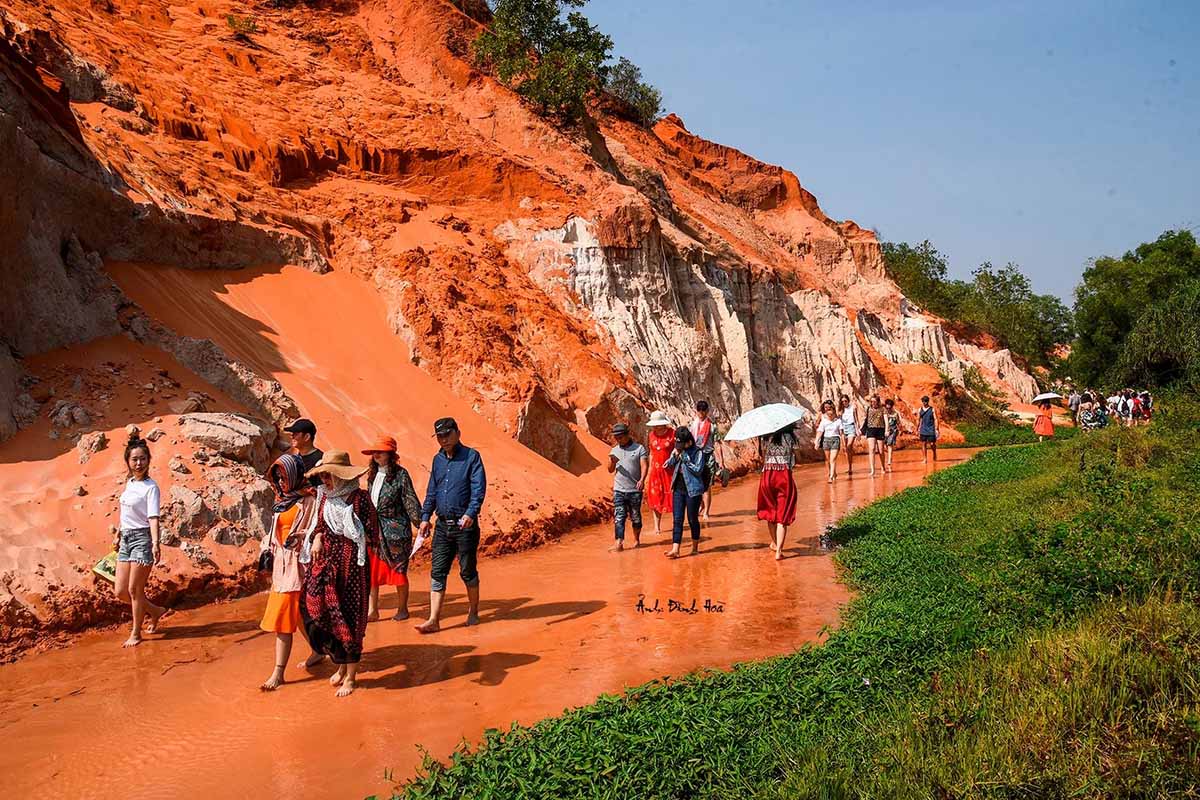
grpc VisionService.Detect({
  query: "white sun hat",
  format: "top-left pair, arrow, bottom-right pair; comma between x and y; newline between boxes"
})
646,410 -> 673,427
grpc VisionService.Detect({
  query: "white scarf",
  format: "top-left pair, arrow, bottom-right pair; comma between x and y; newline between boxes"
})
301,480 -> 367,567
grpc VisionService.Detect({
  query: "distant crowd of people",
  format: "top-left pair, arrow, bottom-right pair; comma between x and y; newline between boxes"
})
1067,388 -> 1153,432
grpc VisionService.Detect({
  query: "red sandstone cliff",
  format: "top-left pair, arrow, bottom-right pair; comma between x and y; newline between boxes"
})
0,0 -> 1040,656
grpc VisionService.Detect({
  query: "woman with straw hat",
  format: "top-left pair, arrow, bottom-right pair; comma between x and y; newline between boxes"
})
362,435 -> 423,622
644,411 -> 675,535
299,450 -> 379,697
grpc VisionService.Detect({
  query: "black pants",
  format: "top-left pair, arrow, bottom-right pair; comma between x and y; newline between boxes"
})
672,490 -> 702,544
429,517 -> 480,592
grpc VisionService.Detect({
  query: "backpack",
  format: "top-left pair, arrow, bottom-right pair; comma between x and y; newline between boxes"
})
1118,398 -> 1130,416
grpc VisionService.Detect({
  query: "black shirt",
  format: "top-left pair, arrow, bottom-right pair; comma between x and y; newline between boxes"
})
299,448 -> 324,488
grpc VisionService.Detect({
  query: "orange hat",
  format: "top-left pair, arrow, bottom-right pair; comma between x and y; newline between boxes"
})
361,435 -> 398,455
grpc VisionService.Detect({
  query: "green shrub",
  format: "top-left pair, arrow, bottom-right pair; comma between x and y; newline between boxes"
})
604,57 -> 662,127
473,0 -> 612,121
225,13 -> 257,38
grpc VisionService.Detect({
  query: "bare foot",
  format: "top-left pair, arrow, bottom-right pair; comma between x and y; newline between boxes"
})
775,548 -> 784,561
392,609 -> 410,621
689,542 -> 699,556
260,672 -> 285,691
633,537 -> 641,548
415,619 -> 441,635
664,549 -> 680,559
466,611 -> 480,626
336,679 -> 356,698
609,542 -> 624,552
122,635 -> 142,648
145,607 -> 166,633
298,652 -> 326,670
329,669 -> 346,686
366,612 -> 381,622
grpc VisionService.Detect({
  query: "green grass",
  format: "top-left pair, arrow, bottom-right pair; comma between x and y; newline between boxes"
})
384,399 -> 1200,799
953,419 -> 1079,447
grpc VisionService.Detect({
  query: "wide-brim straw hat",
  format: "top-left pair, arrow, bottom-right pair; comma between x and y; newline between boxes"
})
647,410 -> 672,427
361,435 -> 398,455
308,450 -> 368,481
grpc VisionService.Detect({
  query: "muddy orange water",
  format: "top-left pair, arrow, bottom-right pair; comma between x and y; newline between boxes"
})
0,449 -> 975,799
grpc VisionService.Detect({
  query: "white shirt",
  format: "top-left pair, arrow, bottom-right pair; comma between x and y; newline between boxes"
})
119,478 -> 161,530
817,417 -> 843,439
370,469 -> 387,506
840,405 -> 856,428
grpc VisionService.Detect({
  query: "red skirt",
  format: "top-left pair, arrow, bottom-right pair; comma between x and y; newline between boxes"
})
1033,414 -> 1054,437
756,469 -> 797,526
369,550 -> 407,587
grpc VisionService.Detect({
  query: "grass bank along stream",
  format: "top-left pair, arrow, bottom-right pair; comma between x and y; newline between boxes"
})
390,402 -> 1200,799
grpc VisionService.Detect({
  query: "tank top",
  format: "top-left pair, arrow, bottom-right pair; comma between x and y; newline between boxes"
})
865,407 -> 885,428
918,406 -> 936,435
840,406 -> 856,427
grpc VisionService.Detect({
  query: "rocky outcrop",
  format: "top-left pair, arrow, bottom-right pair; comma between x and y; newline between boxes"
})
178,413 -> 274,473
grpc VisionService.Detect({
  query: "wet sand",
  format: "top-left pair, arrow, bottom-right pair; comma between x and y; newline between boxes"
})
0,449 -> 975,799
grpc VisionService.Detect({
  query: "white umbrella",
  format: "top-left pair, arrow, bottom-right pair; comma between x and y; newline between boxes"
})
723,403 -> 807,442
1031,392 -> 1063,404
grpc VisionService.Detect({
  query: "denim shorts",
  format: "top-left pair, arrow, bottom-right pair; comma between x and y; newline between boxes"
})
118,527 -> 154,565
821,436 -> 841,451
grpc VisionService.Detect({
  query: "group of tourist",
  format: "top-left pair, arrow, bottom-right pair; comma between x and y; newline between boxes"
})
1067,387 -> 1153,431
112,415 -> 486,697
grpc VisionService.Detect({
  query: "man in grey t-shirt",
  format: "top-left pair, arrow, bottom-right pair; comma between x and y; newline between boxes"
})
608,423 -> 649,551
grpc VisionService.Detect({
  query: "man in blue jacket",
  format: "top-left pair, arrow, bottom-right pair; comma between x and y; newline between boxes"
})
416,417 -> 487,634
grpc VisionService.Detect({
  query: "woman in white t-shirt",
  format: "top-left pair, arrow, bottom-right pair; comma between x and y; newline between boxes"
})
114,432 -> 166,647
813,400 -> 846,483
838,394 -> 859,476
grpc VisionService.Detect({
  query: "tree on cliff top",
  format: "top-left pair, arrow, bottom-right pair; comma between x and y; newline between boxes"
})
474,0 -> 612,121
604,57 -> 663,127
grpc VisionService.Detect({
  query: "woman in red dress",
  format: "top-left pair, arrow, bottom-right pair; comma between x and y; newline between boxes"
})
300,450 -> 379,698
1033,401 -> 1055,441
757,424 -> 799,560
645,411 -> 675,535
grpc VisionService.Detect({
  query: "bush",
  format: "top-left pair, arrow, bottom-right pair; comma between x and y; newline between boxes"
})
604,57 -> 662,127
473,0 -> 612,121
225,13 -> 257,38
1115,277 -> 1200,394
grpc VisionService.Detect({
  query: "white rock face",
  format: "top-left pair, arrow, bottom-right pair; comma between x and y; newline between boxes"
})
503,216 -> 1040,433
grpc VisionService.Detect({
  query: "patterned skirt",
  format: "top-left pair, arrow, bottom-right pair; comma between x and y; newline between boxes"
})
301,532 -> 370,664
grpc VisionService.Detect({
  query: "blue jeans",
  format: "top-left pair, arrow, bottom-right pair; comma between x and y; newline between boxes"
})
613,490 -> 643,540
672,490 -> 702,545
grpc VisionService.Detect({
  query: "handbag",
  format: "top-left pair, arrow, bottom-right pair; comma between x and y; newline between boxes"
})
257,549 -> 274,572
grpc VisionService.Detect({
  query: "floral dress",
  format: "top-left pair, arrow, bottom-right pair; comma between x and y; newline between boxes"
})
300,488 -> 379,664
646,428 -> 676,514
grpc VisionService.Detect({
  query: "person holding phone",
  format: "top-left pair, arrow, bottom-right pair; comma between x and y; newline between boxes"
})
113,429 -> 167,647
415,417 -> 487,634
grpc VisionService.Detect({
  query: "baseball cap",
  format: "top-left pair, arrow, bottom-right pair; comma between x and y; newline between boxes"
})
284,418 -> 317,436
433,417 -> 459,436
612,423 -> 630,436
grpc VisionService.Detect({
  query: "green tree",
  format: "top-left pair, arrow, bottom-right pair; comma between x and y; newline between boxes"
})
604,57 -> 663,127
1070,229 -> 1200,385
473,0 -> 612,121
1115,277 -> 1200,393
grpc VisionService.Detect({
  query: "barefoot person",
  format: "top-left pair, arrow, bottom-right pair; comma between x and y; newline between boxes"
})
113,430 -> 166,647
756,424 -> 799,560
300,451 -> 378,697
1033,401 -> 1055,442
664,426 -> 706,559
689,400 -> 717,519
259,454 -> 319,690
917,395 -> 939,462
882,399 -> 902,472
862,395 -> 887,476
363,436 -> 423,622
645,411 -> 675,535
814,401 -> 845,483
608,423 -> 648,551
838,394 -> 859,476
416,418 -> 487,634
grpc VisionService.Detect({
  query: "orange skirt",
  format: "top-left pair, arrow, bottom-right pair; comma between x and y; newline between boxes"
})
260,591 -> 301,634
369,551 -> 408,587
1033,415 -> 1054,437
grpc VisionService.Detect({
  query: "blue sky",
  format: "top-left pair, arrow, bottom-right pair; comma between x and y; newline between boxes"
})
584,0 -> 1200,301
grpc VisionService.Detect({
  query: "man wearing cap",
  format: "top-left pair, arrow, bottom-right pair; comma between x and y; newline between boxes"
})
415,417 -> 486,634
284,418 -> 323,489
608,423 -> 648,551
